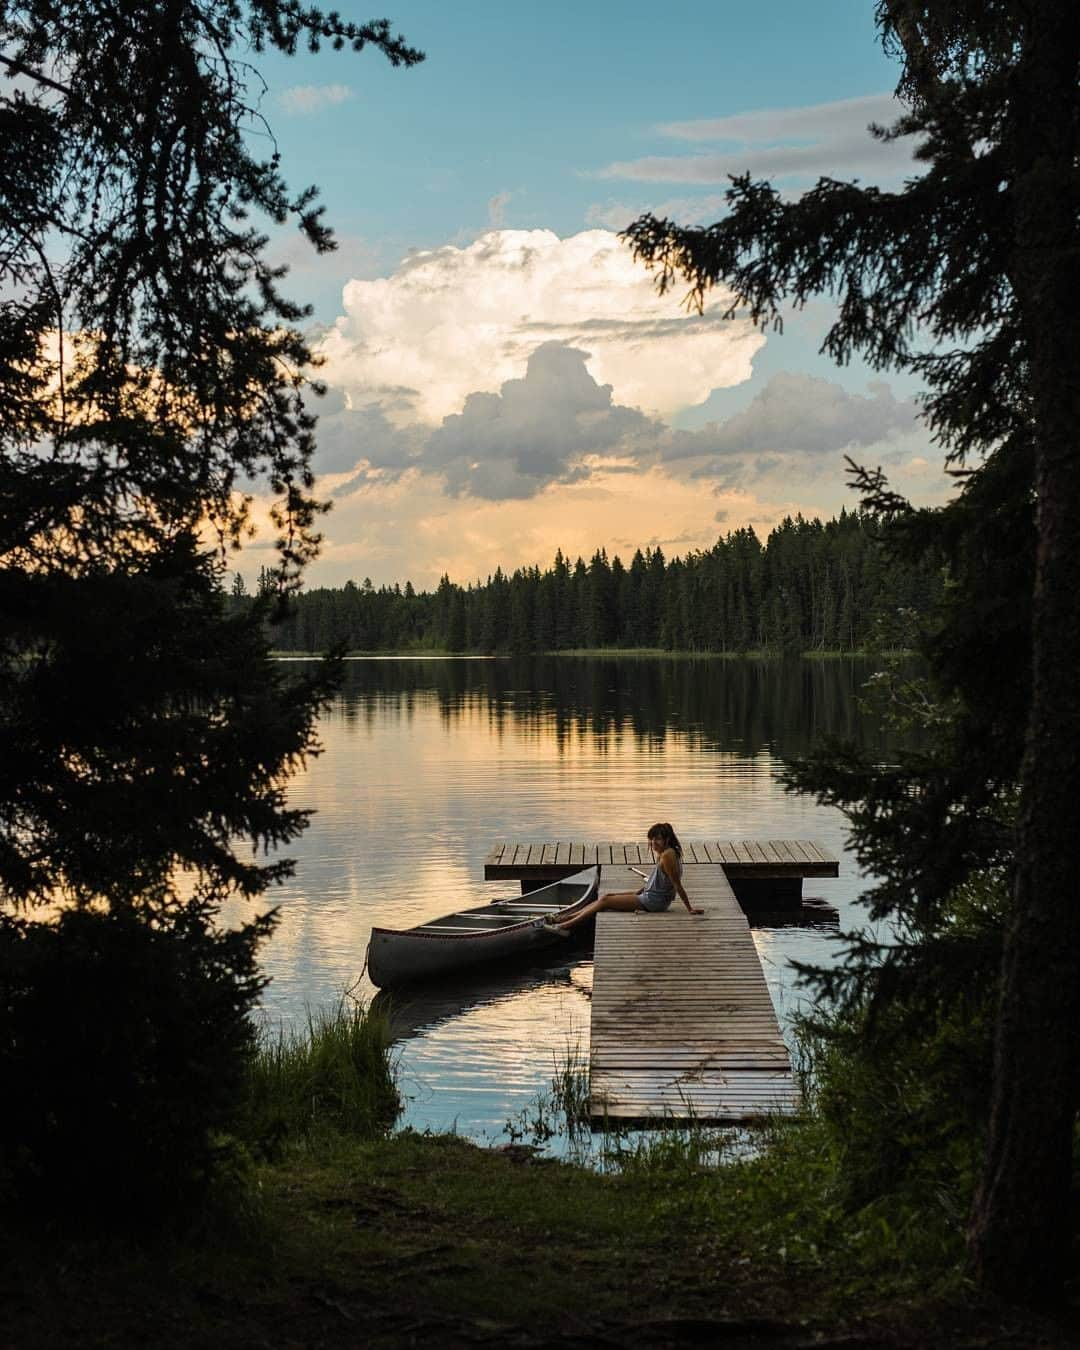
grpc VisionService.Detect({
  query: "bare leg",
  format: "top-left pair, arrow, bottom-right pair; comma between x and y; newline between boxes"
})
553,890 -> 640,931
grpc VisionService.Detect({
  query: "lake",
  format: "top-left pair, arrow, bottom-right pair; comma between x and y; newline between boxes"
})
224,655 -> 902,1147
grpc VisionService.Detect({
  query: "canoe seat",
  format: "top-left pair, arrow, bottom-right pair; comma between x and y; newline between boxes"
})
418,912 -> 526,934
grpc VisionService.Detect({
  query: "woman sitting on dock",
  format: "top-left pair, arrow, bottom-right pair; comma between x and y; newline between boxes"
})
546,822 -> 703,932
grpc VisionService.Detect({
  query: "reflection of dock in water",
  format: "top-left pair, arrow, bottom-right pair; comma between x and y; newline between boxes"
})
483,839 -> 839,1125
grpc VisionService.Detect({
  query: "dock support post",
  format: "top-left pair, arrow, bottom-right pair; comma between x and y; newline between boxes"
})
729,876 -> 803,910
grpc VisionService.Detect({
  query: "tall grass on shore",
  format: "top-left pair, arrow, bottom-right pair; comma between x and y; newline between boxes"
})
498,1018 -> 967,1295
241,994 -> 400,1155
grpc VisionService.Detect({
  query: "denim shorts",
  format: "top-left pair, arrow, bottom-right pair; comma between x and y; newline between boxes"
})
638,889 -> 673,913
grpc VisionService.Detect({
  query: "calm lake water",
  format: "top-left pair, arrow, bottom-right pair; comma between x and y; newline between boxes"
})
225,655 -> 903,1147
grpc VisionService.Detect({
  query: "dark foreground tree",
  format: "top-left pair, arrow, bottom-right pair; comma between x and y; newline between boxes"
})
0,3 -> 421,1219
626,0 -> 1078,1302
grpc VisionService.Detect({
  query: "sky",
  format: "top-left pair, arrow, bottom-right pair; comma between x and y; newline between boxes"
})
240,1 -> 949,590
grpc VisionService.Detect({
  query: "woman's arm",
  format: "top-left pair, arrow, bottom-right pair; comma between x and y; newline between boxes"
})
661,850 -> 704,914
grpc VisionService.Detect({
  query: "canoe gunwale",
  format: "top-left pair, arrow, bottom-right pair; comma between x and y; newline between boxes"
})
370,867 -> 599,944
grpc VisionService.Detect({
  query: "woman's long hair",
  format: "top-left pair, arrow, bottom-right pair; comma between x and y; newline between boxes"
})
647,822 -> 683,858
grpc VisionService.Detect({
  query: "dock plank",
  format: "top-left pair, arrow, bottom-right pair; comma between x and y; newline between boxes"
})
588,863 -> 798,1123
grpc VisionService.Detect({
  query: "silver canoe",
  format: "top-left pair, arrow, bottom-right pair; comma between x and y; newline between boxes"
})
366,866 -> 599,990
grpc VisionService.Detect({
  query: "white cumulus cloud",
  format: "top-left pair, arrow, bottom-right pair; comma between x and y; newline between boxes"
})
317,228 -> 764,425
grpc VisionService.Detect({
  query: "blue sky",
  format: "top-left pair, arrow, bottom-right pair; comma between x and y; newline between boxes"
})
260,2 -> 898,316
240,3 -> 947,588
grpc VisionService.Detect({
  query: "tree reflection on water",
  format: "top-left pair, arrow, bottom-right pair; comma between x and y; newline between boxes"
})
317,654 -> 916,761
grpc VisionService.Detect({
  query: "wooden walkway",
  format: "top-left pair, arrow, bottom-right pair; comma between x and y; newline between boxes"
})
588,863 -> 800,1123
486,839 -> 837,1123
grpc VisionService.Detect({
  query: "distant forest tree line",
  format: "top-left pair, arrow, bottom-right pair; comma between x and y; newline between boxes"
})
234,509 -> 943,655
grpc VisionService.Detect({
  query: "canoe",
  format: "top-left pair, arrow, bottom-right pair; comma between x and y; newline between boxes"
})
366,866 -> 599,990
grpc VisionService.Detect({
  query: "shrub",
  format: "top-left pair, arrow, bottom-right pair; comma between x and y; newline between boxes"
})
795,874 -> 1004,1226
0,903 -> 272,1228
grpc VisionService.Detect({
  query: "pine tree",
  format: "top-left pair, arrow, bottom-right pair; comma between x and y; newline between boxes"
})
447,589 -> 467,653
626,0 -> 1079,1298
643,547 -> 666,645
0,0 -> 420,1220
571,557 -> 589,647
586,548 -> 615,647
625,549 -> 648,646
610,554 -> 628,645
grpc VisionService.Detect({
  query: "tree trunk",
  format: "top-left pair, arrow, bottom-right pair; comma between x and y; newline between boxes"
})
969,2 -> 1080,1302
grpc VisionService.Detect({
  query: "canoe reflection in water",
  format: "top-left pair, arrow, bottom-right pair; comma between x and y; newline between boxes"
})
365,867 -> 600,991
369,959 -> 585,1046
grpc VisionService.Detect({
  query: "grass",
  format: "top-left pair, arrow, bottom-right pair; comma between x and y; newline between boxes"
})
4,1125 -> 1073,1348
502,1051 -> 969,1305
240,993 -> 400,1155
269,647 -> 888,660
2,1008 -> 1075,1347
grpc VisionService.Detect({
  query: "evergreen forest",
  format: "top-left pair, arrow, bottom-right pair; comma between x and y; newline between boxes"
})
249,509 -> 942,654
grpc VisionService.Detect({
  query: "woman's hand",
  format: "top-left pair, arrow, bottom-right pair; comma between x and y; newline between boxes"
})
686,906 -> 705,915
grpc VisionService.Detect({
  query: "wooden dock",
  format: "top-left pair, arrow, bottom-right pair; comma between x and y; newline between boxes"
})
588,862 -> 799,1123
486,838 -> 837,1123
484,838 -> 838,882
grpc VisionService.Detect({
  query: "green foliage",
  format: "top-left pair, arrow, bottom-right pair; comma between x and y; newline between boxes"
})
780,457 -> 1028,1006
0,540 -> 341,910
549,1041 -> 591,1131
0,904 -> 271,1226
618,0 -> 1037,965
1,1 -> 422,585
621,0 -> 1080,1296
0,0 -> 419,1233
264,509 -> 943,654
0,0 -> 414,913
798,875 -> 1003,1218
241,996 -> 400,1155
